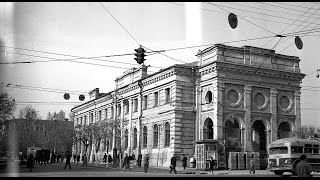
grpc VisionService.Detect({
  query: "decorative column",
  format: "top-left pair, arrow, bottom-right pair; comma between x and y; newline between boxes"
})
294,90 -> 301,138
216,81 -> 225,141
128,99 -> 133,152
244,85 -> 253,152
137,94 -> 143,155
265,129 -> 271,155
270,88 -> 278,141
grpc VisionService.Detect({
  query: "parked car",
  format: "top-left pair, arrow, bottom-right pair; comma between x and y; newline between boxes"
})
0,152 -> 8,169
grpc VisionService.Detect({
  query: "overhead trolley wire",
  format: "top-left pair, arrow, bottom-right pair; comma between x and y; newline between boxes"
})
275,2 -> 320,11
98,2 -> 141,46
258,2 -> 320,17
168,2 -> 317,29
262,2 -> 318,48
208,2 -> 320,27
206,2 -> 276,36
224,2 -> 320,20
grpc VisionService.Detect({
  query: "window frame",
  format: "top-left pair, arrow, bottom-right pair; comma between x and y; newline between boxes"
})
153,124 -> 158,148
154,91 -> 159,107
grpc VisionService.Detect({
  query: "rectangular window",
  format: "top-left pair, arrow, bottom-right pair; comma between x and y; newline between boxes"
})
291,146 -> 303,154
143,95 -> 148,110
143,127 -> 147,148
90,113 -> 94,123
154,92 -> 159,107
125,104 -> 129,115
105,108 -> 108,119
313,144 -> 319,154
269,147 -> 288,154
99,110 -> 102,121
84,116 -> 87,125
111,107 -> 114,118
80,117 -> 83,125
76,118 -> 79,125
134,98 -> 138,112
165,88 -> 170,104
304,144 -> 313,153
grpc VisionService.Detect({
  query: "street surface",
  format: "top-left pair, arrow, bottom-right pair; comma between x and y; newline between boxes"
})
0,160 -> 319,177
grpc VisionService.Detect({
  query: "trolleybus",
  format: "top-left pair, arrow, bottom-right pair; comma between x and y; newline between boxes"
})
268,137 -> 320,176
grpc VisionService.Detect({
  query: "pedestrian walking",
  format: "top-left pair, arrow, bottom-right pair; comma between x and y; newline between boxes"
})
182,154 -> 187,170
27,153 -> 34,172
108,154 -> 112,165
249,154 -> 255,174
76,154 -> 80,165
170,154 -> 177,174
103,153 -> 107,164
122,153 -> 131,172
73,154 -> 76,163
137,153 -> 142,167
83,153 -> 88,168
295,154 -> 314,177
209,157 -> 215,174
64,150 -> 71,169
143,153 -> 149,173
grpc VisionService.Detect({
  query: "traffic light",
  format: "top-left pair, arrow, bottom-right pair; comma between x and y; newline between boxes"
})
134,47 -> 146,64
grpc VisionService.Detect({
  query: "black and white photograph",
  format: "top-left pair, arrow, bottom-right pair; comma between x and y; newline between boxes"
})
0,2 -> 320,177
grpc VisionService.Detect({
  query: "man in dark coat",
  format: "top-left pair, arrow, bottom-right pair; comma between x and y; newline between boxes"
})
182,154 -> 187,170
143,153 -> 149,173
64,151 -> 71,169
170,154 -> 177,174
108,154 -> 112,165
27,154 -> 34,172
295,154 -> 314,177
73,154 -> 76,163
103,153 -> 107,163
76,154 -> 80,164
122,153 -> 131,172
137,153 -> 142,167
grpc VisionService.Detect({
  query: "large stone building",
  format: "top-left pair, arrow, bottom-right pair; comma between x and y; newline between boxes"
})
71,44 -> 305,169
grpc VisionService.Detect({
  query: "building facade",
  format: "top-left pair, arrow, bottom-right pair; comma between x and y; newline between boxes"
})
71,44 -> 305,168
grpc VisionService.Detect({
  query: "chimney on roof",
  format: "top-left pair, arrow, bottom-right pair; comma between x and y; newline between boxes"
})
89,88 -> 100,100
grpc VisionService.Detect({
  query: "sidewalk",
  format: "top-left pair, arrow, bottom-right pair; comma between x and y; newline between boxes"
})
88,162 -> 274,175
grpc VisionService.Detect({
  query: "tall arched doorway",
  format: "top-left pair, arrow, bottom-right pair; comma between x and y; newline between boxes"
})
225,118 -> 241,152
203,118 -> 213,139
278,122 -> 291,139
252,120 -> 267,170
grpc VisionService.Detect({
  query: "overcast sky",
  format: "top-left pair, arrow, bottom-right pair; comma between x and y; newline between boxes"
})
0,2 -> 319,127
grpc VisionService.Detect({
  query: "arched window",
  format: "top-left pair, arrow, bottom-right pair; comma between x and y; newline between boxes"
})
278,122 -> 291,139
203,118 -> 213,139
153,124 -> 158,148
133,128 -> 137,149
125,129 -> 128,149
165,122 -> 170,147
143,126 -> 147,148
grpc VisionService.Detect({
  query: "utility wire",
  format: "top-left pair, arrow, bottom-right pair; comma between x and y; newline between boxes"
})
206,2 -> 276,35
258,2 -> 320,17
0,50 -> 136,69
209,2 -> 320,27
275,2 -> 320,11
141,45 -> 187,64
1,83 -> 88,95
98,2 -> 140,46
168,2 -> 317,29
228,2 -> 320,20
275,2 -> 320,49
0,45 -> 163,68
0,82 -> 88,94
263,3 -> 318,48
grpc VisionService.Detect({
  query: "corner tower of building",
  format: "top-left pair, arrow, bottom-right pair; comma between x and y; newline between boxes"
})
195,44 -> 305,170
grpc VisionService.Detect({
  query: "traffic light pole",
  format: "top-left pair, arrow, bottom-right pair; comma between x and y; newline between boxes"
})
112,85 -> 118,168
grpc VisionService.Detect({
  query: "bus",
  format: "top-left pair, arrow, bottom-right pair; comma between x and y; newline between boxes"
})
268,137 -> 320,176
